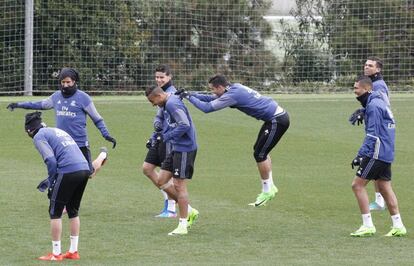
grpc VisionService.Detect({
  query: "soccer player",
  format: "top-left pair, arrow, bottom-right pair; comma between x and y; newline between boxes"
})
24,112 -> 91,260
178,74 -> 290,207
145,86 -> 199,235
142,65 -> 177,217
349,76 -> 406,237
349,57 -> 390,211
7,67 -> 116,175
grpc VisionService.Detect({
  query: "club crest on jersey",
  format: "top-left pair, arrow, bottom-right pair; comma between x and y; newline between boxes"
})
70,100 -> 77,106
174,169 -> 179,176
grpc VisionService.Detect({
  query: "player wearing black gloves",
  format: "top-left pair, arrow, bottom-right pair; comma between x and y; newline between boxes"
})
142,65 -> 177,218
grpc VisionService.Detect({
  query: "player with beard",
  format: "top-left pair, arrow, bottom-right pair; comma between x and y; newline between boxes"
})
7,67 -> 115,176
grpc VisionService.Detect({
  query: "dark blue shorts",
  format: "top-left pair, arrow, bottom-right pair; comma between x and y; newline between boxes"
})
144,141 -> 169,167
253,111 -> 290,162
161,150 -> 197,179
48,170 -> 90,219
356,157 -> 392,181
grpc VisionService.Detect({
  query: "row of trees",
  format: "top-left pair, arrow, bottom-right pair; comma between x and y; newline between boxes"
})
278,0 -> 414,88
1,0 -> 278,92
1,0 -> 413,93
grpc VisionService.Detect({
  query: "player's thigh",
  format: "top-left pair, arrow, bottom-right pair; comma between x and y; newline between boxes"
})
357,157 -> 391,181
144,142 -> 166,167
172,150 -> 197,179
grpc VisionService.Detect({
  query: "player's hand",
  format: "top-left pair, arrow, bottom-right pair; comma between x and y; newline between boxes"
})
351,156 -> 362,169
349,108 -> 365,126
152,132 -> 162,146
7,103 -> 18,111
146,132 -> 162,149
175,89 -> 191,99
37,178 -> 50,192
105,135 -> 117,149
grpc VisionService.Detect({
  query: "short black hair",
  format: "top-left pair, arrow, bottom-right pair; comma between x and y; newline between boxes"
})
367,56 -> 383,70
356,75 -> 373,89
155,64 -> 171,76
145,85 -> 161,97
208,74 -> 230,87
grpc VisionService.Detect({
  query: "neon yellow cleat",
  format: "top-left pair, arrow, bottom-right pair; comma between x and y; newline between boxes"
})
250,188 -> 277,207
385,226 -> 407,237
168,225 -> 188,236
187,208 -> 199,228
271,185 -> 278,196
350,225 -> 376,237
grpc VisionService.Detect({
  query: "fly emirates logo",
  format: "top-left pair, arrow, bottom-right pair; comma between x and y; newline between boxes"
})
56,106 -> 76,117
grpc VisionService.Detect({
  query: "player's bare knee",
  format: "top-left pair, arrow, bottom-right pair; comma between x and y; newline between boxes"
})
142,166 -> 152,177
143,162 -> 157,175
160,179 -> 173,190
351,181 -> 363,191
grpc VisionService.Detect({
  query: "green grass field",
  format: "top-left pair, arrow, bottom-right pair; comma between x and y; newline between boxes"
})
1,94 -> 413,265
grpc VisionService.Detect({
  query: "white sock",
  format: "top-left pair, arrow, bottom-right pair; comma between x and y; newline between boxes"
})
97,151 -> 107,161
362,213 -> 374,227
179,218 -> 188,228
160,189 -> 168,201
187,205 -> 193,215
69,235 -> 79,253
261,178 -> 272,193
52,240 -> 61,256
167,200 -> 176,212
375,192 -> 385,207
268,171 -> 274,185
391,214 -> 404,228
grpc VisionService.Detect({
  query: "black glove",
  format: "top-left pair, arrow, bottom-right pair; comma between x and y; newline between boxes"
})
145,132 -> 162,149
351,156 -> 363,169
145,139 -> 152,149
105,135 -> 117,149
349,108 -> 365,126
7,103 -> 18,111
175,89 -> 191,99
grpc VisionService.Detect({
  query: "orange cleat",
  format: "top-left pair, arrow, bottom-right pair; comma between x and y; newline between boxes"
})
63,251 -> 80,260
38,253 -> 63,261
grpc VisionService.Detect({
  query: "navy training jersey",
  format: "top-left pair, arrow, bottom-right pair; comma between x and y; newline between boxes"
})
373,79 -> 390,107
162,94 -> 197,152
357,91 -> 395,163
17,90 -> 110,147
33,127 -> 90,176
189,83 -> 278,121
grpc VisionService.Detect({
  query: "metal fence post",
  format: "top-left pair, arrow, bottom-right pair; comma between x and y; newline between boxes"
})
24,0 -> 33,96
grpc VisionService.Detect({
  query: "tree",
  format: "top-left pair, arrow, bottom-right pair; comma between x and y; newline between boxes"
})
33,0 -> 151,91
143,0 -> 279,89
